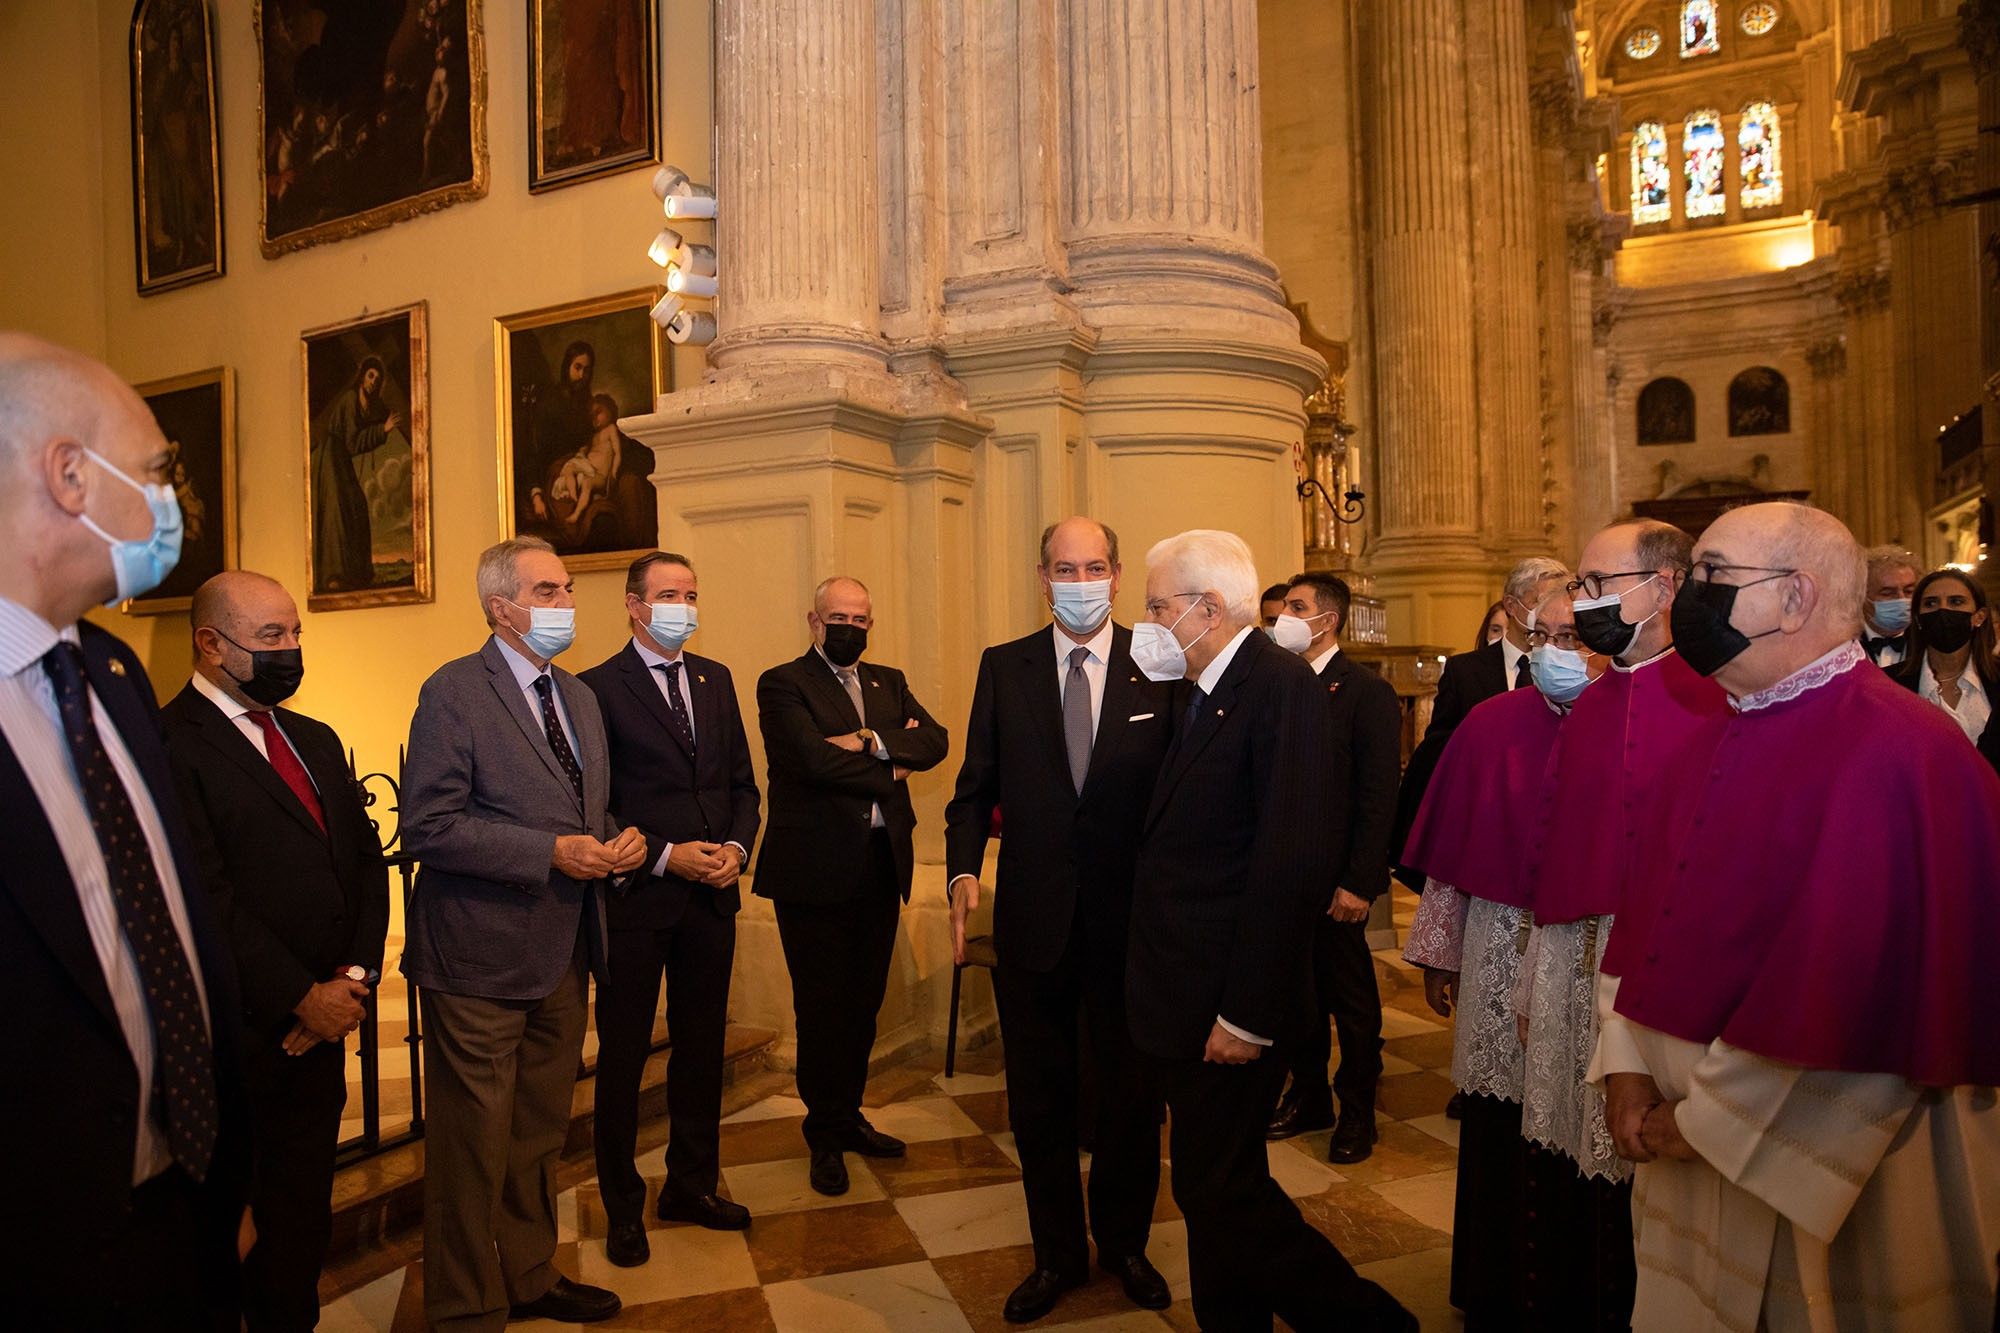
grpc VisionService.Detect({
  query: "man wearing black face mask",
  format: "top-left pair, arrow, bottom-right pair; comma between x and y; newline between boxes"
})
755,575 -> 950,1194
162,570 -> 389,1331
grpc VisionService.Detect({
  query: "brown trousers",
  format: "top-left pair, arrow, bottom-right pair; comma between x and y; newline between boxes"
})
419,941 -> 588,1332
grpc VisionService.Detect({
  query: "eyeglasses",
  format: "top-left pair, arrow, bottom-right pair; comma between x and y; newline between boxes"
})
1142,591 -> 1204,617
1565,570 -> 1655,600
1525,628 -> 1586,652
1689,561 -> 1794,586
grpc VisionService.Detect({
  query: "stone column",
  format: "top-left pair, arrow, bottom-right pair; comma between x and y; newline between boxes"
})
1363,0 -> 1488,640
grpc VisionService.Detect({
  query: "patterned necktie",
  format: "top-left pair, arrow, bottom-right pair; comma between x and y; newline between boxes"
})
531,675 -> 585,800
42,642 -> 218,1180
249,711 -> 325,832
651,660 -> 696,751
838,666 -> 867,727
1063,645 -> 1093,793
1514,654 -> 1533,690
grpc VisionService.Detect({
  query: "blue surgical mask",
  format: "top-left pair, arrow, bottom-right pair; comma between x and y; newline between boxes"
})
1049,578 -> 1113,636
647,601 -> 699,651
78,446 -> 183,604
505,598 -> 576,660
1529,643 -> 1594,706
1869,598 -> 1911,636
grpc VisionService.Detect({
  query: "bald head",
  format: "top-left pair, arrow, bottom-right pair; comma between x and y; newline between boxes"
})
1690,502 -> 1864,695
189,570 -> 304,709
191,571 -> 295,639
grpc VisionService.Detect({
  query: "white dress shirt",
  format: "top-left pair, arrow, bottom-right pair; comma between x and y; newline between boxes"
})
1189,626 -> 1274,1049
0,596 -> 211,1185
1308,639 -> 1342,675
188,669 -> 318,792
630,635 -> 747,878
494,633 -> 579,755
1918,656 -> 1992,747
1053,617 -> 1114,741
1501,635 -> 1526,689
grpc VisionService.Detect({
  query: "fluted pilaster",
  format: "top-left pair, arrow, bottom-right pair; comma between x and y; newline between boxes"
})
1368,0 -> 1482,552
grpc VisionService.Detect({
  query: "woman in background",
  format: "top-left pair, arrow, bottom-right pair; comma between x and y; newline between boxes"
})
1891,568 -> 1998,772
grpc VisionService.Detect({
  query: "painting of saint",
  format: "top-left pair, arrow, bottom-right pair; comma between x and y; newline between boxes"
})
257,0 -> 487,256
302,304 -> 432,610
496,290 -> 668,571
128,368 -> 235,613
130,0 -> 223,293
528,0 -> 658,191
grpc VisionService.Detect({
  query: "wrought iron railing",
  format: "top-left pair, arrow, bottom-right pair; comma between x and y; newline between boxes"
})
335,750 -> 423,1168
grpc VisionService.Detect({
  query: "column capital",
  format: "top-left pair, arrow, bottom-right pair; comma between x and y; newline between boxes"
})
1806,337 -> 1848,379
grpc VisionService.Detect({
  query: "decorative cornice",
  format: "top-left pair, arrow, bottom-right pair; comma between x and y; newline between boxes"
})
1878,151 -> 1977,230
1567,219 -> 1605,271
1961,0 -> 2000,82
1806,337 -> 1848,379
1832,268 -> 1892,313
1530,72 -> 1579,148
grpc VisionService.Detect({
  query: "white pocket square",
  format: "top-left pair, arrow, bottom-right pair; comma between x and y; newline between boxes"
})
1127,712 -> 1156,722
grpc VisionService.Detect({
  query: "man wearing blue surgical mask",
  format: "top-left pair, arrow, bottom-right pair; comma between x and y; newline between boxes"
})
1860,545 -> 1919,668
577,552 -> 762,1263
0,333 -> 251,1329
944,516 -> 1177,1322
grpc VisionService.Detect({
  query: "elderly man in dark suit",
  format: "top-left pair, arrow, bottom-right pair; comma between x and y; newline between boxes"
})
401,536 -> 648,1331
1128,529 -> 1413,1333
1264,572 -> 1403,1165
944,517 -> 1175,1323
0,333 -> 250,1330
579,551 -> 761,1267
163,569 -> 389,1331
755,575 -> 949,1196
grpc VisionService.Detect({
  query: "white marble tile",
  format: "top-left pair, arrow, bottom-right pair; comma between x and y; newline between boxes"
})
1371,1170 -> 1458,1234
894,1181 -> 1034,1258
989,1131 -> 1021,1166
1357,1246 -> 1461,1330
863,1095 -> 985,1144
1379,1007 -> 1445,1039
1265,1139 -> 1346,1196
721,1156 -> 887,1214
1056,1313 -> 1177,1330
317,1266 -> 404,1332
1405,1113 -> 1461,1148
1141,1218 -> 1192,1301
574,1224 -> 759,1302
764,1260 -> 974,1333
930,1069 -> 1007,1096
722,1093 -> 810,1124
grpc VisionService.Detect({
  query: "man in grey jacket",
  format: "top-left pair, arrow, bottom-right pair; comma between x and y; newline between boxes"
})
401,536 -> 647,1331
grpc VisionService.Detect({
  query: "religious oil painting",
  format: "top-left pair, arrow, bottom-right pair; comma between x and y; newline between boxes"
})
495,289 -> 669,572
1638,377 -> 1697,445
130,0 -> 224,294
527,0 -> 659,193
127,367 -> 236,615
256,0 -> 487,257
302,303 -> 432,611
1728,366 -> 1791,437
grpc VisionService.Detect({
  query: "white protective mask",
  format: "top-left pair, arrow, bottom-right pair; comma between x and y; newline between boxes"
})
1266,613 -> 1314,654
1130,597 -> 1210,682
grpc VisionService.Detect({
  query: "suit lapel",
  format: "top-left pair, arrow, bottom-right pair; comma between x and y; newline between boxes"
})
0,739 -> 123,1035
620,644 -> 696,762
482,640 -> 579,809
1019,632 -> 1073,790
185,691 -> 327,843
1081,626 -> 1141,793
1144,631 -> 1259,830
284,712 -> 363,859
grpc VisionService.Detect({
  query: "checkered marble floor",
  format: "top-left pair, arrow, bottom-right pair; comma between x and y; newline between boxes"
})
320,889 -> 1465,1331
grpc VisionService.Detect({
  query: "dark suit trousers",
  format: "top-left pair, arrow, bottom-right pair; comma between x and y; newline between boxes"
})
1155,1054 -> 1402,1333
593,903 -> 737,1220
420,936 -> 589,1333
64,1166 -> 240,1332
241,1038 -> 347,1332
775,831 -> 901,1150
993,917 -> 1160,1275
1284,917 -> 1384,1126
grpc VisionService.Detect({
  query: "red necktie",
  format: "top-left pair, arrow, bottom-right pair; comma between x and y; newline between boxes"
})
250,710 -> 325,832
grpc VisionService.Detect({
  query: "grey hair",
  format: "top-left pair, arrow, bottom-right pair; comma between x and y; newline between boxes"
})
1863,544 -> 1919,585
1504,556 -> 1570,604
476,536 -> 556,625
1145,529 -> 1260,622
813,575 -> 870,615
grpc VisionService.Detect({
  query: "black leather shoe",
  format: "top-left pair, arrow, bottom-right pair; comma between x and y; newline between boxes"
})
840,1120 -> 907,1158
1002,1268 -> 1084,1323
809,1147 -> 849,1196
1444,1090 -> 1467,1120
1328,1116 -> 1377,1164
508,1275 -> 621,1322
657,1190 -> 751,1230
604,1221 -> 650,1268
1266,1085 -> 1337,1140
1099,1253 -> 1171,1310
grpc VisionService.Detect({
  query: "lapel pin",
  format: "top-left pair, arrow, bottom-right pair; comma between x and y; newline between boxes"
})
870,680 -> 880,688
1215,708 -> 1225,716
698,675 -> 707,684
108,659 -> 127,677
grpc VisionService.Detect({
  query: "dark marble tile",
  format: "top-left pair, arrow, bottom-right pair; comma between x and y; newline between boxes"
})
870,1135 -> 1022,1199
1383,1028 -> 1457,1072
930,1242 -> 1151,1333
719,1114 -> 811,1167
1294,1183 -> 1450,1268
864,1062 -> 943,1108
606,1285 -> 778,1331
1302,1120 -> 1459,1185
743,1200 -> 928,1284
1376,1070 -> 1459,1121
954,1089 -> 1011,1134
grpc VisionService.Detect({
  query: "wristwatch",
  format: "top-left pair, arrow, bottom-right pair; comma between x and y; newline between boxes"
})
856,728 -> 878,752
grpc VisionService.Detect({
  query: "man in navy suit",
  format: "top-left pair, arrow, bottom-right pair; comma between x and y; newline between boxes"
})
0,333 -> 250,1329
579,552 -> 761,1266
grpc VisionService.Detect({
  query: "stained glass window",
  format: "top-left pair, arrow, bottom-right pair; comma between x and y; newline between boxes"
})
1682,0 -> 1720,56
1739,101 -> 1782,208
1684,110 -> 1726,218
1740,2 -> 1778,36
1625,26 -> 1663,58
1632,121 -> 1671,225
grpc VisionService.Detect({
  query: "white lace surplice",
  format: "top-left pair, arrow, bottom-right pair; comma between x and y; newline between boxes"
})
1519,914 -> 1628,1182
1405,880 -> 1527,1102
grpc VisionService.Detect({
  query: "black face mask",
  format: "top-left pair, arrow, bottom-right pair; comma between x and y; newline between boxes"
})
821,623 -> 868,669
219,632 -> 305,707
1669,575 -> 1786,677
1573,601 -> 1639,658
1918,608 -> 1978,654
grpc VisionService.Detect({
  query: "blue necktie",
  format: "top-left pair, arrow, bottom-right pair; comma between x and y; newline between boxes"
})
1183,685 -> 1208,727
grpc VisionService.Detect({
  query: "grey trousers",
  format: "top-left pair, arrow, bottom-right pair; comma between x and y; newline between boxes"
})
420,941 -> 588,1333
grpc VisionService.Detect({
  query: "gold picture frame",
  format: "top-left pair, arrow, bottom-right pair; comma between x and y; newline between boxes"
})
255,0 -> 489,258
301,302 -> 433,612
494,288 -> 671,573
126,366 -> 237,615
130,0 -> 225,295
527,0 -> 661,193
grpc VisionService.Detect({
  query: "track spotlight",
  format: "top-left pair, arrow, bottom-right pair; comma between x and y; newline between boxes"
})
663,184 -> 717,220
647,227 -> 685,268
648,291 -> 685,328
666,265 -> 719,299
665,310 -> 717,345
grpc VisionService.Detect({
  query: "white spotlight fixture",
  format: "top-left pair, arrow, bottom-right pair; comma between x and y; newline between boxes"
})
645,165 -> 716,345
648,291 -> 686,329
664,310 -> 717,345
651,164 -> 718,219
666,265 -> 719,299
646,227 -> 684,268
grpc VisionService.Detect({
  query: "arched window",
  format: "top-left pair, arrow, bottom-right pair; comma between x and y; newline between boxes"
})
1639,378 -> 1697,444
1739,101 -> 1782,209
1632,121 -> 1671,226
1681,0 -> 1720,56
1728,367 -> 1790,435
1684,110 -> 1726,219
